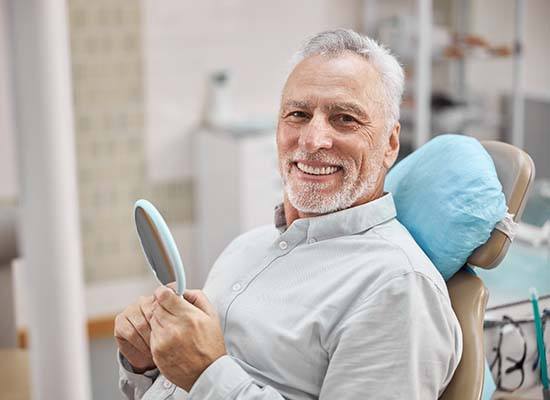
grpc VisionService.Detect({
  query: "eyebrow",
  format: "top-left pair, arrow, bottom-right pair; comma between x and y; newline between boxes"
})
325,102 -> 369,120
281,99 -> 369,120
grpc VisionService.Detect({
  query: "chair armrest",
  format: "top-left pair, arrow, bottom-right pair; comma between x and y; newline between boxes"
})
440,270 -> 489,400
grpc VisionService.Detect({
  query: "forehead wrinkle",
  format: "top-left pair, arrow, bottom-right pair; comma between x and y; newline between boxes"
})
281,99 -> 313,112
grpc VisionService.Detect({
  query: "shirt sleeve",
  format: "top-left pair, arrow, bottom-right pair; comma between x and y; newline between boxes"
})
319,271 -> 463,400
118,351 -> 173,400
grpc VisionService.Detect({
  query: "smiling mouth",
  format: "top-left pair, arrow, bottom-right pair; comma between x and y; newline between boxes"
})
294,162 -> 342,176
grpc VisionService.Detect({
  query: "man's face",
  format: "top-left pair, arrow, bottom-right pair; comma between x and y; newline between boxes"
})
277,52 -> 399,214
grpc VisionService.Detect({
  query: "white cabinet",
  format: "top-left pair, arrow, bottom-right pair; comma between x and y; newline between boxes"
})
194,128 -> 282,285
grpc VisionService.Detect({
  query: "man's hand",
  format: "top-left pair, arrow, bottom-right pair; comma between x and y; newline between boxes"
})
114,295 -> 156,373
150,286 -> 227,392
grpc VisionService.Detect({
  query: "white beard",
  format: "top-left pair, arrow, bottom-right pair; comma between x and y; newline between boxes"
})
280,149 -> 382,214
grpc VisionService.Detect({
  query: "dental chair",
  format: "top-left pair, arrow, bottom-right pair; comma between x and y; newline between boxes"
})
439,141 -> 535,400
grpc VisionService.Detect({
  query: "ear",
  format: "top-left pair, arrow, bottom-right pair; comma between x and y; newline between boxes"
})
382,122 -> 400,170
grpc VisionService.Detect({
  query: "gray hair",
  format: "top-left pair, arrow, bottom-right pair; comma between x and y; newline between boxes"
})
291,29 -> 405,133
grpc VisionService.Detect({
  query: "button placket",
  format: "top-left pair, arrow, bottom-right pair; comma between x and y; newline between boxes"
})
232,282 -> 242,292
223,236 -> 300,333
162,378 -> 173,389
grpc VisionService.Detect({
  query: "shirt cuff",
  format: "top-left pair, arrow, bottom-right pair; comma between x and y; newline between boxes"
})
118,351 -> 159,381
188,355 -> 252,400
117,351 -> 180,399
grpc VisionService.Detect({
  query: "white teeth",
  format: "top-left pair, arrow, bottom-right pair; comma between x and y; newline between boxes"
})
296,162 -> 339,175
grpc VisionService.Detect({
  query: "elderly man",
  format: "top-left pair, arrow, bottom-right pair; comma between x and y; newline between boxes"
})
115,29 -> 462,400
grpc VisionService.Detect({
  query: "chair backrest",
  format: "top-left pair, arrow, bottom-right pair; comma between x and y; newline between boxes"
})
439,141 -> 535,400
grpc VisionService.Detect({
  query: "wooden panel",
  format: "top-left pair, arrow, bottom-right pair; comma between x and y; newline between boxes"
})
17,314 -> 116,349
0,349 -> 30,400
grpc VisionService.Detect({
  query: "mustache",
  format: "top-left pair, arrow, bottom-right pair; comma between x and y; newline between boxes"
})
285,150 -> 347,167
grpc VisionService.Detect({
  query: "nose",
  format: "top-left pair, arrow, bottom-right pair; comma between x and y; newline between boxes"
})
298,113 -> 333,153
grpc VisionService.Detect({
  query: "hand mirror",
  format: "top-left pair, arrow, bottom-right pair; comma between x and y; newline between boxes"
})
134,199 -> 186,295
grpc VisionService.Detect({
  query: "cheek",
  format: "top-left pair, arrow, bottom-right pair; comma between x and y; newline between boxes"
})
336,141 -> 363,176
357,149 -> 384,181
339,139 -> 381,178
276,124 -> 300,155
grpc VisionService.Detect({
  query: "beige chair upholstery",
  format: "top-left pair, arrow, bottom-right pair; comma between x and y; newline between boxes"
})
439,141 -> 535,400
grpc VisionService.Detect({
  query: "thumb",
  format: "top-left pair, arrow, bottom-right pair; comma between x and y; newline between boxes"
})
183,290 -> 216,317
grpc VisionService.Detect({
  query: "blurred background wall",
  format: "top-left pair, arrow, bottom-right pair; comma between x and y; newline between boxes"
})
0,0 -> 16,205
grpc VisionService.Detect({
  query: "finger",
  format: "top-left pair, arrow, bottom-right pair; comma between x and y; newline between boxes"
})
117,314 -> 150,355
150,311 -> 163,330
166,281 -> 177,292
116,336 -> 147,364
183,290 -> 217,317
127,310 -> 151,349
124,315 -> 150,354
114,314 -> 135,343
138,297 -> 154,345
153,301 -> 178,325
154,286 -> 184,316
141,297 -> 155,323
116,335 -> 144,359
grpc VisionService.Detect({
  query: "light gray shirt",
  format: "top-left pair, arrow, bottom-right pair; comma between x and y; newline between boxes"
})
119,193 -> 462,399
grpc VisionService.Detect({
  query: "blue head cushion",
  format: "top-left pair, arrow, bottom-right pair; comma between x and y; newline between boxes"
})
385,134 -> 507,280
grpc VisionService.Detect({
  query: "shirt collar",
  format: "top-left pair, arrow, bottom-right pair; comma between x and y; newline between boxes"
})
274,193 -> 396,242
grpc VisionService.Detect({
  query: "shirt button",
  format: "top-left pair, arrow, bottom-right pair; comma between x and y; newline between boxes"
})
163,378 -> 173,389
232,282 -> 242,292
307,237 -> 317,244
279,241 -> 288,250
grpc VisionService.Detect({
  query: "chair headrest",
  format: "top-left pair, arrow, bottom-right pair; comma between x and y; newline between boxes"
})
467,141 -> 536,269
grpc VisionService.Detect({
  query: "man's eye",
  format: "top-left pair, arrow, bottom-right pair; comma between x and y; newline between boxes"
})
336,114 -> 358,124
287,111 -> 308,120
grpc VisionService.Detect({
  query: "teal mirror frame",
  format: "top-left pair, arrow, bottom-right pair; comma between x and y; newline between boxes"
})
134,199 -> 186,295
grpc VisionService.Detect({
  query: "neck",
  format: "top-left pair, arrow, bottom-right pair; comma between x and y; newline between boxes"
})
283,184 -> 385,227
